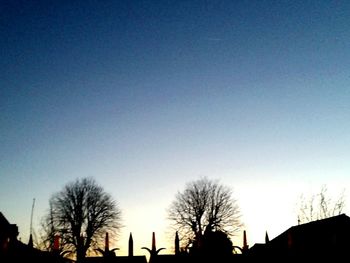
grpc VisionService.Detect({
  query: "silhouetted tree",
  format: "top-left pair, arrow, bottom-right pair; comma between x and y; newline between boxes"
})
297,185 -> 345,224
41,178 -> 122,263
168,178 -> 242,251
201,230 -> 233,258
39,202 -> 66,254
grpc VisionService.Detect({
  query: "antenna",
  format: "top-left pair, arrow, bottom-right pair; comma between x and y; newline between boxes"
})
30,198 -> 36,235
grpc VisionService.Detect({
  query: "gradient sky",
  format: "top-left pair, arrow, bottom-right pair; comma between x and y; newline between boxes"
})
1,0 -> 350,256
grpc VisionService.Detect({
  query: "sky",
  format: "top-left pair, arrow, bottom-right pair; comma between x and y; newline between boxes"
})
1,0 -> 350,257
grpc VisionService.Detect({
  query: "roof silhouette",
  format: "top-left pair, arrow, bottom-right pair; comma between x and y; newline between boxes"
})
250,214 -> 350,260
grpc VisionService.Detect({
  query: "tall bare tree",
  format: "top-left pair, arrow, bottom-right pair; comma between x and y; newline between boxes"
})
39,201 -> 58,251
168,178 -> 242,250
42,178 -> 122,262
297,185 -> 345,224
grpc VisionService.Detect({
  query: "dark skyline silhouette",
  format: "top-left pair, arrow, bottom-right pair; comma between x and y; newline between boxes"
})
2,211 -> 350,263
1,0 -> 350,258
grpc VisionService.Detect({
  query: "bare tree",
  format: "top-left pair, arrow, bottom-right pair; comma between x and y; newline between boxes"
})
41,178 -> 122,262
38,201 -> 58,251
168,178 -> 242,251
297,185 -> 345,224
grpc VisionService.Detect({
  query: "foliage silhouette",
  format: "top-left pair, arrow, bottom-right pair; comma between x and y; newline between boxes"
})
168,177 -> 242,251
297,185 -> 345,224
201,230 -> 233,258
41,178 -> 122,263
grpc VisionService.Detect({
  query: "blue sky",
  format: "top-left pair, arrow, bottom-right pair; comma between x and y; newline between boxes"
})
1,0 -> 350,256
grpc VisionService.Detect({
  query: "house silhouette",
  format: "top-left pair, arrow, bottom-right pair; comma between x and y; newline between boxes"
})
249,213 -> 350,260
0,212 -> 66,263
